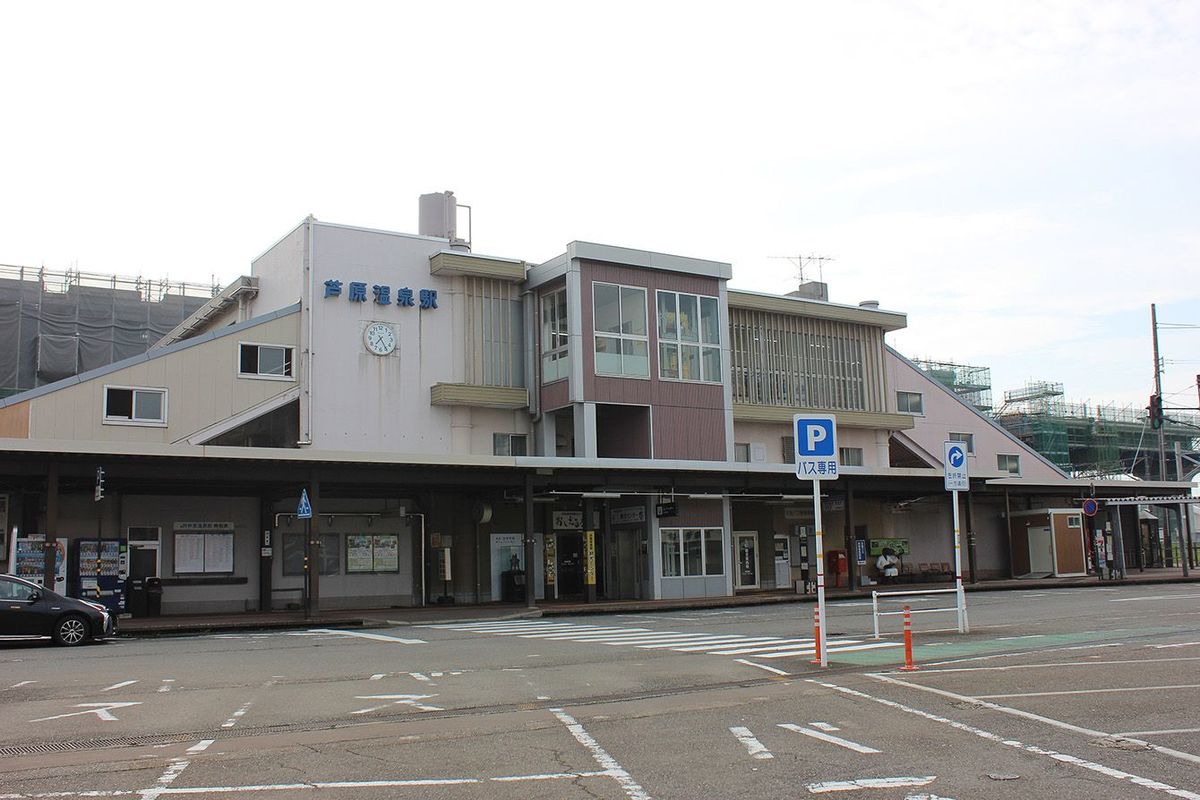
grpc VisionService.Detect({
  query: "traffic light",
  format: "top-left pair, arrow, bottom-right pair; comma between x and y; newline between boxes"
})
1148,394 -> 1164,429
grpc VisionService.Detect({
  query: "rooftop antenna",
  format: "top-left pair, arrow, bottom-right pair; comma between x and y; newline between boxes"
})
769,254 -> 835,285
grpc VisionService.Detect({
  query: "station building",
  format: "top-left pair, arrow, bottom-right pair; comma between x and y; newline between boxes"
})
0,194 -> 1189,615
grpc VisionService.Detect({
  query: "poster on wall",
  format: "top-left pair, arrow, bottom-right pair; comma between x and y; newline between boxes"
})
868,538 -> 910,557
372,535 -> 399,572
346,535 -> 374,573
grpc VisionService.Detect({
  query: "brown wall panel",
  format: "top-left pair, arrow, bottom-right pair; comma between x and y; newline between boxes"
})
581,260 -> 726,460
0,402 -> 30,438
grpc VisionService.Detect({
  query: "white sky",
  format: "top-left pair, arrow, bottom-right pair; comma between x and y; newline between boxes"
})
2,1 -> 1197,411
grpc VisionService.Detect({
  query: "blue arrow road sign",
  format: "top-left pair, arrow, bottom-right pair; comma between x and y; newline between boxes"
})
297,489 -> 313,519
944,441 -> 969,491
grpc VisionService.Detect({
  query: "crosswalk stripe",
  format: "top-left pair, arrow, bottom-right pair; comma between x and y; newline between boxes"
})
420,620 -> 900,659
757,641 -> 899,659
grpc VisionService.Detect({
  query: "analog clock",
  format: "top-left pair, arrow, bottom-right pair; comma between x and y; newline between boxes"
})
363,322 -> 396,356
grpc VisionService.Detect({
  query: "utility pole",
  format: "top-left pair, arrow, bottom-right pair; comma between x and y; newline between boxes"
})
1151,304 -> 1168,480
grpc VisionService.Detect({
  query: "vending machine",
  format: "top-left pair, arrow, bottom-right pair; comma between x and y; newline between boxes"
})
10,538 -> 67,591
69,539 -> 128,614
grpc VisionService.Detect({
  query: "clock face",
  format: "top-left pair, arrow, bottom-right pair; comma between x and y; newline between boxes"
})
363,322 -> 396,355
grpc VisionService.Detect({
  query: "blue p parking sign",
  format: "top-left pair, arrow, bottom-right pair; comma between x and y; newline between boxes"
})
794,414 -> 839,480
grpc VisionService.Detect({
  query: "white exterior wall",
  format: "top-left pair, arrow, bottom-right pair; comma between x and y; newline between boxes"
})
732,421 -> 886,468
250,223 -> 307,314
886,351 -> 1063,481
25,313 -> 300,444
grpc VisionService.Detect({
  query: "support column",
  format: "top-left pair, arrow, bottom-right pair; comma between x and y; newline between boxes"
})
584,497 -> 596,603
259,495 -> 273,612
1177,501 -> 1190,578
43,464 -> 59,589
1111,504 -> 1128,579
523,473 -> 536,610
966,490 -> 978,583
306,476 -> 321,617
843,481 -> 857,590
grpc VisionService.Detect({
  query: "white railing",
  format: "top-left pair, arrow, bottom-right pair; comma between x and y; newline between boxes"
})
872,588 -> 961,639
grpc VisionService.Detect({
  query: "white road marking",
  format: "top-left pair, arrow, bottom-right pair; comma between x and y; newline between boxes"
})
369,673 -> 386,681
815,678 -> 1200,800
730,726 -> 774,759
976,683 -> 1200,700
911,656 -> 1200,673
806,776 -> 935,793
157,679 -> 175,694
5,680 -> 37,689
424,619 -> 897,659
409,672 -> 431,682
996,634 -> 1045,641
1117,728 -> 1200,737
552,708 -> 651,800
305,628 -> 425,645
31,702 -> 141,723
810,722 -> 839,732
222,701 -> 253,728
352,694 -> 443,714
102,680 -> 139,692
872,674 -> 1200,769
1110,594 -> 1200,602
185,740 -> 215,754
735,659 -> 790,676
904,794 -> 957,800
1151,641 -> 1200,649
140,756 -> 191,800
779,723 -> 881,754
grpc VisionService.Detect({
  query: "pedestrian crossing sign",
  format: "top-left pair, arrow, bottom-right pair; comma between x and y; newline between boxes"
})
297,489 -> 313,519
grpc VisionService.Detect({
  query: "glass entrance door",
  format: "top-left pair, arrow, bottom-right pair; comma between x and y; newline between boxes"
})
734,532 -> 759,589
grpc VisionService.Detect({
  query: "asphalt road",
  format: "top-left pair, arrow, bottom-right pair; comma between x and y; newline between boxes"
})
2,583 -> 1199,799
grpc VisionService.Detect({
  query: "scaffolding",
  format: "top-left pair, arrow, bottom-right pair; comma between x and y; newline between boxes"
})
0,264 -> 218,398
994,381 -> 1200,479
912,358 -> 993,411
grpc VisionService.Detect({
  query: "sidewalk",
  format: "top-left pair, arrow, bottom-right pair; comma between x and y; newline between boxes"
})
117,569 -> 1198,637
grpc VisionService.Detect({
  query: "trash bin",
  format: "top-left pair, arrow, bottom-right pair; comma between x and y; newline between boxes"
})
145,577 -> 163,617
127,578 -> 148,617
500,570 -> 526,603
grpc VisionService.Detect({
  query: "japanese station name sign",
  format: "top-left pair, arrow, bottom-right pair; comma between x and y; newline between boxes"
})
793,414 -> 839,480
323,279 -> 439,310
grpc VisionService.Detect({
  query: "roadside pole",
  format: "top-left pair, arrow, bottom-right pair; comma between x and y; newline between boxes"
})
297,488 -> 314,618
794,414 -> 839,667
812,476 -> 827,665
944,441 -> 968,634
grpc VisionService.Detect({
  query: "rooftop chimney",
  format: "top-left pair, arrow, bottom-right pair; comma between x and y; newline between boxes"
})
418,190 -> 471,251
787,281 -> 829,302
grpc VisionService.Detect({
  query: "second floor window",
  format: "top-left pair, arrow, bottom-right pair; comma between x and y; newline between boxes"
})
897,391 -> 924,414
657,290 -> 720,382
949,432 -> 975,453
104,386 -> 166,425
997,454 -> 1021,475
593,282 -> 648,378
493,433 -> 528,456
541,288 -> 569,383
839,447 -> 864,466
239,344 -> 294,378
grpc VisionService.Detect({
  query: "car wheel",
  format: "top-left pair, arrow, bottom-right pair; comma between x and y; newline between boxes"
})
53,615 -> 90,646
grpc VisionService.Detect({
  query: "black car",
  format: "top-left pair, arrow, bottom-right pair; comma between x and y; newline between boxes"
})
0,574 -> 116,645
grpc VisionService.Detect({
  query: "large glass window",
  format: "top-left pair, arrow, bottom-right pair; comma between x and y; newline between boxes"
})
593,283 -> 649,377
661,529 -> 681,577
541,289 -> 569,383
657,290 -> 720,381
661,527 -> 725,577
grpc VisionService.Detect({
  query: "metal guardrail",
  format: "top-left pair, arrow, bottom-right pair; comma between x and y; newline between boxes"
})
871,588 -> 960,639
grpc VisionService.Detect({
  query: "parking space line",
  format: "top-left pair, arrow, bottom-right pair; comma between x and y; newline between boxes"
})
735,659 -> 790,676
977,684 -> 1200,700
1110,594 -> 1200,602
1118,728 -> 1200,737
779,723 -> 881,754
811,679 -> 1200,800
552,708 -> 651,800
102,680 -> 138,692
730,726 -> 774,759
305,629 -> 425,645
806,776 -> 935,793
871,674 -> 1200,769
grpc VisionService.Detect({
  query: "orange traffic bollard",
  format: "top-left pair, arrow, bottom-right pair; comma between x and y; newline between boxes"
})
810,605 -> 822,665
900,604 -> 918,671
